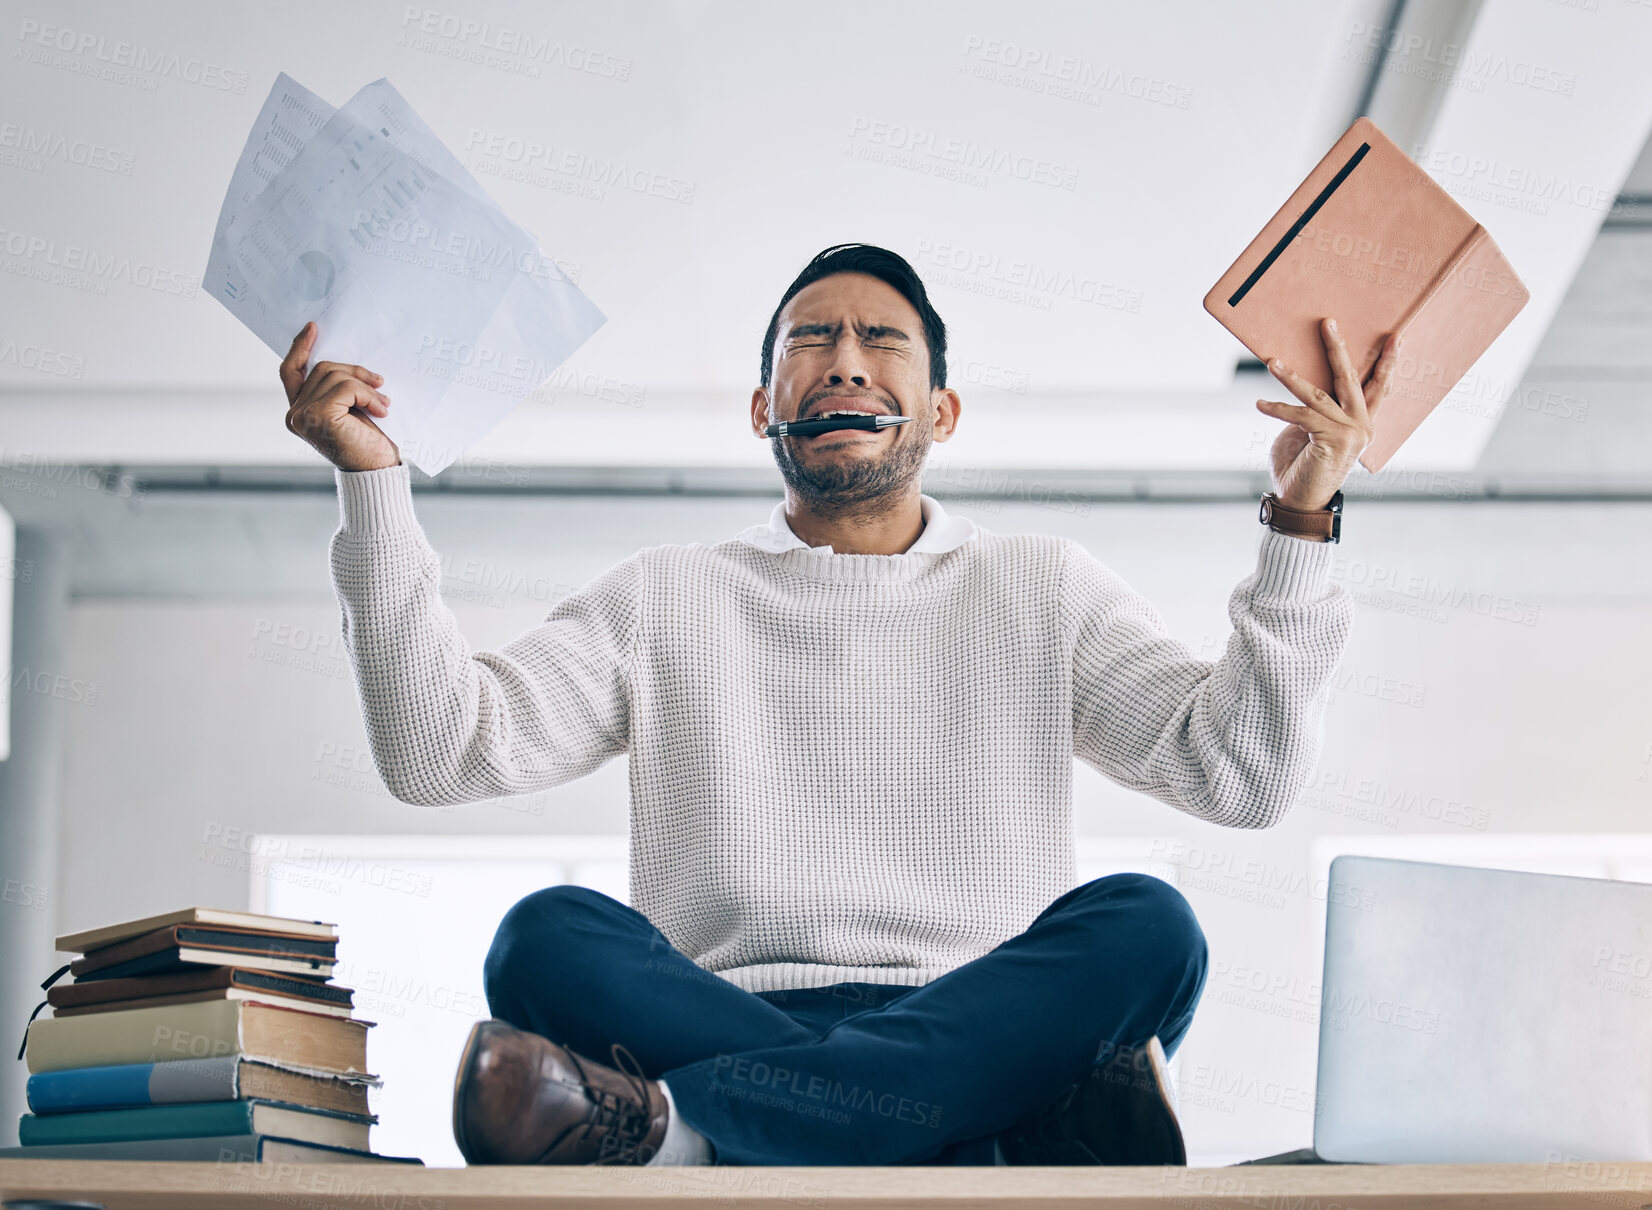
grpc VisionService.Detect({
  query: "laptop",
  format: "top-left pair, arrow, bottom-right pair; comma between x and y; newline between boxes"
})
1307,855 -> 1652,1163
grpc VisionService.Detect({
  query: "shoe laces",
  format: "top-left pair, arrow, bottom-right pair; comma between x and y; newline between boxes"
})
568,1042 -> 656,1163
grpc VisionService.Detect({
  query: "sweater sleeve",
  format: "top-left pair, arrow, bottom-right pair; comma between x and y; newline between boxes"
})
328,464 -> 640,807
1061,528 -> 1353,829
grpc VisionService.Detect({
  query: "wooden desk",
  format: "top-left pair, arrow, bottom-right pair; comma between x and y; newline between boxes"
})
4,1160 -> 1652,1209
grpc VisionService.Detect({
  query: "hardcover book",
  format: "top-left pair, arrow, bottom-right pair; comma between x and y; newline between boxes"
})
49,965 -> 354,1014
0,1133 -> 420,1163
18,1098 -> 372,1150
26,1055 -> 375,1117
57,909 -> 336,954
70,924 -> 338,981
25,999 -> 370,1077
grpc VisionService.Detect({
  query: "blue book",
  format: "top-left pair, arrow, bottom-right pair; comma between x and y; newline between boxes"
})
26,1055 -> 373,1117
17,1098 -> 371,1150
28,1060 -> 157,1113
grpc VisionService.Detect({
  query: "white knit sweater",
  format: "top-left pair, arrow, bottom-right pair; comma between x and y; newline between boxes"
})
329,465 -> 1352,993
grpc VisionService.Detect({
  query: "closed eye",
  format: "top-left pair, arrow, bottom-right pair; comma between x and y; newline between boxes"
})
792,341 -> 901,350
786,338 -> 906,353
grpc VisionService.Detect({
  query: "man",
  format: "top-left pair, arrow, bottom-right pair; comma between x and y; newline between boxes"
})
280,243 -> 1392,1168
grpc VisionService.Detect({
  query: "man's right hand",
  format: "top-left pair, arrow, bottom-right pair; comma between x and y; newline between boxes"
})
280,321 -> 401,472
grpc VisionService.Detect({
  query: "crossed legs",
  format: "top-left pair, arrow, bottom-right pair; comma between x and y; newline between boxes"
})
482,873 -> 1208,1166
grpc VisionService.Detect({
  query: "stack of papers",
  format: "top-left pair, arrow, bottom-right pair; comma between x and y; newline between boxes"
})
204,73 -> 605,475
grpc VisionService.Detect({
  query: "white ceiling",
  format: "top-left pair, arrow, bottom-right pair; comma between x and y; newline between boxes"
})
1,0 -> 1650,472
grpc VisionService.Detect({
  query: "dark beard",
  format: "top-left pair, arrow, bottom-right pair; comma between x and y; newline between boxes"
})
770,415 -> 932,516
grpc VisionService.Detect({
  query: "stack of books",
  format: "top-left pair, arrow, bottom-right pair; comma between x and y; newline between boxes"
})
9,907 -> 418,1164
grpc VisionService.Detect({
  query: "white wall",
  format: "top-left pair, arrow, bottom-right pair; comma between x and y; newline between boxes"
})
46,492 -> 1652,1160
0,503 -> 12,760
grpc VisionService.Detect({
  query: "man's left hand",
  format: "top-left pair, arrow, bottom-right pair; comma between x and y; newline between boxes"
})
1257,318 -> 1400,511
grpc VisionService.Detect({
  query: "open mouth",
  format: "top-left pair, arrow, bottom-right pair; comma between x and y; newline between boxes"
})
804,405 -> 895,420
798,401 -> 900,440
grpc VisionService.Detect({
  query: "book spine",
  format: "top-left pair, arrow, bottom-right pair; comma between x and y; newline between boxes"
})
18,1100 -> 255,1145
28,1056 -> 243,1112
0,1134 -> 265,1161
1388,224 -> 1488,345
24,999 -> 242,1073
27,1062 -> 159,1113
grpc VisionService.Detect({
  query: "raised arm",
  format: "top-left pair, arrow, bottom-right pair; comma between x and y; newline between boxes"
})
329,466 -> 639,806
280,321 -> 637,807
1062,532 -> 1351,828
1065,315 -> 1396,827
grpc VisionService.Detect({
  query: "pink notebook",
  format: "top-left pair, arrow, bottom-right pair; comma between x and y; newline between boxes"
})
1204,117 -> 1530,471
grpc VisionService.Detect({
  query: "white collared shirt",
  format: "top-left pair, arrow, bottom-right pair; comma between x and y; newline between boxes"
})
735,493 -> 979,556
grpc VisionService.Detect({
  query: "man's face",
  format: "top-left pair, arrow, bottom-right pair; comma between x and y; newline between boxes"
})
751,272 -> 960,510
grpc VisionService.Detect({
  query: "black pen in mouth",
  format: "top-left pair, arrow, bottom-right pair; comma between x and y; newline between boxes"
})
764,414 -> 913,439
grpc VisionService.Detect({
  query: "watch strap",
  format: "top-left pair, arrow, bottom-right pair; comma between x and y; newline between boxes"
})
1260,491 -> 1342,542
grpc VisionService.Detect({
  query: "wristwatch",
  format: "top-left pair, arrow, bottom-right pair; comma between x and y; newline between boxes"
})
1259,490 -> 1343,543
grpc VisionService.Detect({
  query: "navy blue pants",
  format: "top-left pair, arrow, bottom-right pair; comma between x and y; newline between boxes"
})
483,873 -> 1208,1166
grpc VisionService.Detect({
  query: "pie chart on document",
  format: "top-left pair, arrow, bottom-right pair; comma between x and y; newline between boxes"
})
289,250 -> 336,302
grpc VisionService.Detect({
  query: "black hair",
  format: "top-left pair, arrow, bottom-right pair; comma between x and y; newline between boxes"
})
759,243 -> 947,390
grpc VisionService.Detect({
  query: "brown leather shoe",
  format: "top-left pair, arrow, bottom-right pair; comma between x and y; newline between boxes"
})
451,1019 -> 669,1165
998,1035 -> 1186,1165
